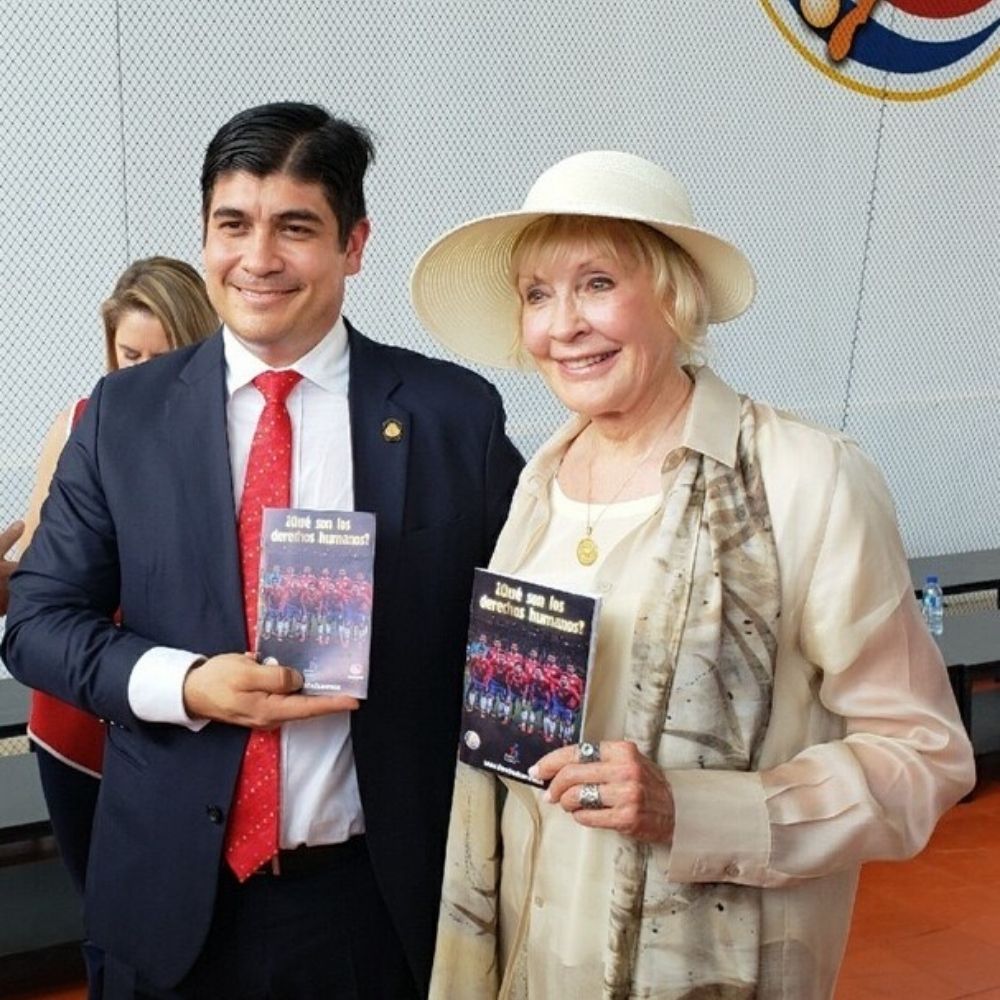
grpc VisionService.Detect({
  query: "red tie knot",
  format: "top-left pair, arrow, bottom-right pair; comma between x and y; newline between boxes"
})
253,370 -> 303,406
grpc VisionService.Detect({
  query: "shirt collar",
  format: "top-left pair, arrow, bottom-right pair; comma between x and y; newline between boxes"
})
223,316 -> 350,397
681,365 -> 740,468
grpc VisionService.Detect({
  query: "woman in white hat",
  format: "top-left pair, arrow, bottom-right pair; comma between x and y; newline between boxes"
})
411,151 -> 973,999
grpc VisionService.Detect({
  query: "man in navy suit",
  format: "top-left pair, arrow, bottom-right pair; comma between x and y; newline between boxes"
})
4,103 -> 523,999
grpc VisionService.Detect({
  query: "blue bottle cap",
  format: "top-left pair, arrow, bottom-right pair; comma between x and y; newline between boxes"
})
925,575 -> 939,584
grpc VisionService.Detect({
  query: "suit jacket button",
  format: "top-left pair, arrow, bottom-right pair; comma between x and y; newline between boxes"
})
206,805 -> 224,824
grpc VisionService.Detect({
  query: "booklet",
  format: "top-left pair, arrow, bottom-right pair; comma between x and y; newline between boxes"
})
256,508 -> 376,697
458,568 -> 600,787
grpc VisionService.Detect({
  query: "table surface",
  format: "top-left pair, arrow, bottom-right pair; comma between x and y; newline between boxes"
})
909,548 -> 1000,595
933,610 -> 1000,670
0,678 -> 30,739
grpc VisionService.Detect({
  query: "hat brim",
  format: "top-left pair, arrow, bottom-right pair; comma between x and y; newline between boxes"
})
411,209 -> 756,371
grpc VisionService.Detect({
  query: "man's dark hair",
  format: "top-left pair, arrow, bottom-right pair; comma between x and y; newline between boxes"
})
201,102 -> 375,248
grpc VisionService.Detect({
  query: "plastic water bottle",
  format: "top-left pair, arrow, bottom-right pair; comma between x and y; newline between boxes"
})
922,575 -> 944,636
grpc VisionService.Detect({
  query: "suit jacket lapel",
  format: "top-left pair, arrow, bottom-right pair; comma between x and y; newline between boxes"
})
347,322 -> 408,586
168,332 -> 246,647
161,325 -> 408,650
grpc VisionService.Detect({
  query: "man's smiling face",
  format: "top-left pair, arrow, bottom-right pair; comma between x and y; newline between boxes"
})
202,170 -> 369,367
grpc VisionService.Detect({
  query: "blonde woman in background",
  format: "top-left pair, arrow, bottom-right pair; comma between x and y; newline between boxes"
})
0,520 -> 23,614
19,256 -> 217,998
411,151 -> 975,1000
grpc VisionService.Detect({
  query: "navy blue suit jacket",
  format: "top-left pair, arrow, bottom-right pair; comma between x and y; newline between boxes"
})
3,324 -> 523,992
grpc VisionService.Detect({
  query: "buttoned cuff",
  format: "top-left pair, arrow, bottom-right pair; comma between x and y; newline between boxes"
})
128,647 -> 209,731
656,768 -> 771,885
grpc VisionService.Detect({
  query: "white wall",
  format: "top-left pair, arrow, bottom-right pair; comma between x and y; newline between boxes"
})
2,0 -> 998,564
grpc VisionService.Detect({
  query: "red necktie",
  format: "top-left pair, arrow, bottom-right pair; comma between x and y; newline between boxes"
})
224,369 -> 303,880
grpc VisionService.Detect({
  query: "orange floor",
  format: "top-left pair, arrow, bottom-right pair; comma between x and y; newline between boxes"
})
836,753 -> 1000,1000
8,756 -> 1000,1000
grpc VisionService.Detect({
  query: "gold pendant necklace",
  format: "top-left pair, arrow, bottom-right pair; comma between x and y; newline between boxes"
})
575,450 -> 651,566
576,533 -> 599,566
575,379 -> 693,567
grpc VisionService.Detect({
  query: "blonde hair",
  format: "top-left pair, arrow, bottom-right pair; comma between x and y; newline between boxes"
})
101,257 -> 218,371
509,215 -> 709,364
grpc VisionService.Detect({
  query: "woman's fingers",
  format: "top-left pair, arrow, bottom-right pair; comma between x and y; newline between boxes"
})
539,740 -> 676,843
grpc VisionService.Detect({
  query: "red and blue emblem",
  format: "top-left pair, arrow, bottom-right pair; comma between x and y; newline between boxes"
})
761,0 -> 1000,99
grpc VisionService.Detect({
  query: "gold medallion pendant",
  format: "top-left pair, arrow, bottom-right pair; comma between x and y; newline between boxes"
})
576,535 -> 598,566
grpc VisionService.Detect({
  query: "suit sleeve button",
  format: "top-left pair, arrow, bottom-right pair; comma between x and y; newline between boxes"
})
206,805 -> 224,824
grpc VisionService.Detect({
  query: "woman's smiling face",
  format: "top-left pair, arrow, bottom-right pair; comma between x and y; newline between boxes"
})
516,231 -> 679,421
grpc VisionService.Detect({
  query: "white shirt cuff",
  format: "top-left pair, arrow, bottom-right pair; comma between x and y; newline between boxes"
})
657,768 -> 771,885
127,646 -> 209,731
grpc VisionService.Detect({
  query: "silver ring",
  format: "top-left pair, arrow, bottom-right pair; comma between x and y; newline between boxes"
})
579,783 -> 603,809
577,741 -> 601,764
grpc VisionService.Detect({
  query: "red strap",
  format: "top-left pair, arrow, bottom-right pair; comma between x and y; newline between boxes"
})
71,397 -> 89,428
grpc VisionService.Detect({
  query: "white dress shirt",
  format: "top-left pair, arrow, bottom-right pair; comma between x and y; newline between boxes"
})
128,318 -> 365,846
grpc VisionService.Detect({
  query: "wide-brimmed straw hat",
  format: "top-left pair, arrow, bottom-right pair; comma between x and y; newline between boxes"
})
410,150 -> 756,370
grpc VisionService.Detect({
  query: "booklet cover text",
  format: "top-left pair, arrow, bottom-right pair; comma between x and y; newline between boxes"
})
458,568 -> 600,786
257,508 -> 375,697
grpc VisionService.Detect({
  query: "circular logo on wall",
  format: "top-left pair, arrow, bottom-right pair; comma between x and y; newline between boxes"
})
760,1 -> 1000,99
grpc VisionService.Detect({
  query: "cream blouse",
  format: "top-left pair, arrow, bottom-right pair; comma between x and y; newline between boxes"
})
500,484 -> 661,990
477,366 -> 974,999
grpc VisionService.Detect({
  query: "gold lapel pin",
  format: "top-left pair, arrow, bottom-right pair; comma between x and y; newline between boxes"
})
381,418 -> 404,443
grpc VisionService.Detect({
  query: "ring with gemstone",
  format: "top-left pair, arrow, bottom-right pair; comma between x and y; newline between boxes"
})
577,741 -> 601,764
579,783 -> 603,809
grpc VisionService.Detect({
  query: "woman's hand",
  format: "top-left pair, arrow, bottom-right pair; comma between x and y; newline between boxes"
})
532,740 -> 676,844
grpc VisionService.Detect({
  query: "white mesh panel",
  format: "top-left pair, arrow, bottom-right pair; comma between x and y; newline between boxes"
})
2,0 -> 997,592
